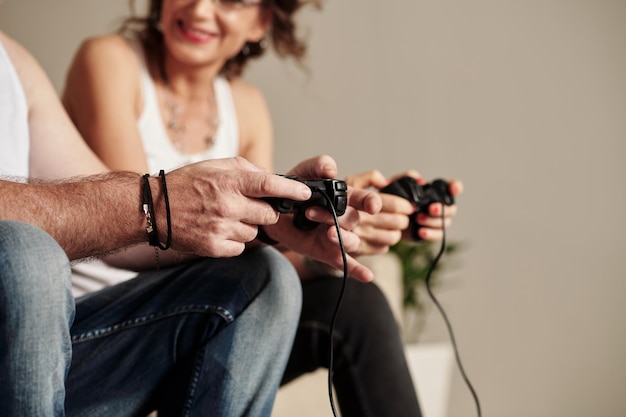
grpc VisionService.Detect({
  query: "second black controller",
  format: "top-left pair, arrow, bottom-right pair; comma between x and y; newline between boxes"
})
380,176 -> 454,240
263,176 -> 348,230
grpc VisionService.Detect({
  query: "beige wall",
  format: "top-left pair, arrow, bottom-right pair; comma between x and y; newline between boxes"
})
2,1 -> 626,416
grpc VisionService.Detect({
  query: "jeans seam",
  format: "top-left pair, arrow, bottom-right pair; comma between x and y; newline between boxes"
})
181,339 -> 207,417
71,304 -> 234,343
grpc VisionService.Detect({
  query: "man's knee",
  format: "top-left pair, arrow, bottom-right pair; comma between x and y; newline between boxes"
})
256,246 -> 302,318
0,221 -> 73,317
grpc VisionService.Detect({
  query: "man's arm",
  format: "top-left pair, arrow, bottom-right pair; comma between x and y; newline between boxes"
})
0,157 -> 317,262
0,172 -> 145,260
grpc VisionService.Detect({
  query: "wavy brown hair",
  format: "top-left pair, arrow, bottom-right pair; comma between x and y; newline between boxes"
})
119,0 -> 321,79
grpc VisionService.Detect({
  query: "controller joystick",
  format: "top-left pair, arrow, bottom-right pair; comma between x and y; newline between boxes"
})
262,176 -> 348,230
380,176 -> 454,240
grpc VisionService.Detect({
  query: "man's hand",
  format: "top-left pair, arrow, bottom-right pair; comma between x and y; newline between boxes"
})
163,157 -> 312,257
262,156 -> 382,282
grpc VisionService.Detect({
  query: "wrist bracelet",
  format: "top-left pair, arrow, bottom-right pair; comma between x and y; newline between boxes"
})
142,174 -> 160,247
142,170 -> 172,250
142,171 -> 172,270
158,170 -> 172,250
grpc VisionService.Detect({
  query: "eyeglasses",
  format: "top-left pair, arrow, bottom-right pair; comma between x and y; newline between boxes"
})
213,0 -> 267,13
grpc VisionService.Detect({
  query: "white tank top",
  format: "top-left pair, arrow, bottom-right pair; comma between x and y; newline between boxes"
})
132,39 -> 239,173
0,40 -> 30,179
71,37 -> 240,297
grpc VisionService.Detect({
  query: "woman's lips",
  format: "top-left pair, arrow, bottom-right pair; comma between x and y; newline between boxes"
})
177,20 -> 215,43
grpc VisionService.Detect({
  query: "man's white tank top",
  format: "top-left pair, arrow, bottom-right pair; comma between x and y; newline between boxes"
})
0,40 -> 29,179
71,38 -> 240,297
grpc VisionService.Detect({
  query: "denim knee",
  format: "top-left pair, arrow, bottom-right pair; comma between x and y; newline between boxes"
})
0,221 -> 74,415
0,220 -> 74,324
259,246 -> 302,321
189,247 -> 302,417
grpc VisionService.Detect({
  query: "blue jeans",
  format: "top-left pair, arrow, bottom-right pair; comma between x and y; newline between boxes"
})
0,220 -> 301,417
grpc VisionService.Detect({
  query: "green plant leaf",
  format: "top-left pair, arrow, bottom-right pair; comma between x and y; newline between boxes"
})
389,239 -> 465,310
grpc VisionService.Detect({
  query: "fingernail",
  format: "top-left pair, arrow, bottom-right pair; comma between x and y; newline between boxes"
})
308,207 -> 320,218
300,186 -> 312,199
322,165 -> 336,175
419,228 -> 429,239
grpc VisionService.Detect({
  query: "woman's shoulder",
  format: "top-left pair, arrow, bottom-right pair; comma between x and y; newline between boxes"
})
73,34 -> 135,64
228,77 -> 268,112
65,34 -> 142,91
63,33 -> 143,117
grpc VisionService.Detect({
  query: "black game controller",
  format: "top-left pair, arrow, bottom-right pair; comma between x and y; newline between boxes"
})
380,176 -> 454,240
262,176 -> 348,230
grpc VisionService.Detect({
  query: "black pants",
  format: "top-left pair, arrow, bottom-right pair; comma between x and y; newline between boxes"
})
281,276 -> 422,417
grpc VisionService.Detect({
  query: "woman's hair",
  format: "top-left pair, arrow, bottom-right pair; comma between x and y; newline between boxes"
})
119,0 -> 321,79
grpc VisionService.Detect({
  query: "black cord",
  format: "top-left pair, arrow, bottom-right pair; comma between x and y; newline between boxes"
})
319,196 -> 482,417
427,206 -> 482,417
142,174 -> 160,248
142,171 -> 172,251
157,169 -> 172,250
319,192 -> 348,417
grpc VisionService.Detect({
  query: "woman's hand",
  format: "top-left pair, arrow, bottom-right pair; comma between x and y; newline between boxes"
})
345,170 -> 463,255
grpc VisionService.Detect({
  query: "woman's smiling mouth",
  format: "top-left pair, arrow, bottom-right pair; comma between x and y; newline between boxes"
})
177,20 -> 216,43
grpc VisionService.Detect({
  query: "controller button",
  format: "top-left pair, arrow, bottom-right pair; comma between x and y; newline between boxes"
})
335,181 -> 347,191
336,196 -> 347,213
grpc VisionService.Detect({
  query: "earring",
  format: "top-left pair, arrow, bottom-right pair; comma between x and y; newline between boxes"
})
241,43 -> 250,56
259,37 -> 268,51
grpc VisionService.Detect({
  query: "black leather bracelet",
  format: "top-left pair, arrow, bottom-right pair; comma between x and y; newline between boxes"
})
142,170 -> 172,250
142,174 -> 160,247
157,170 -> 172,250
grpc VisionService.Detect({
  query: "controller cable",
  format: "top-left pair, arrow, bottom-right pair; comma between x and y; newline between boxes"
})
427,206 -> 482,417
317,191 -> 348,417
320,196 -> 481,417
